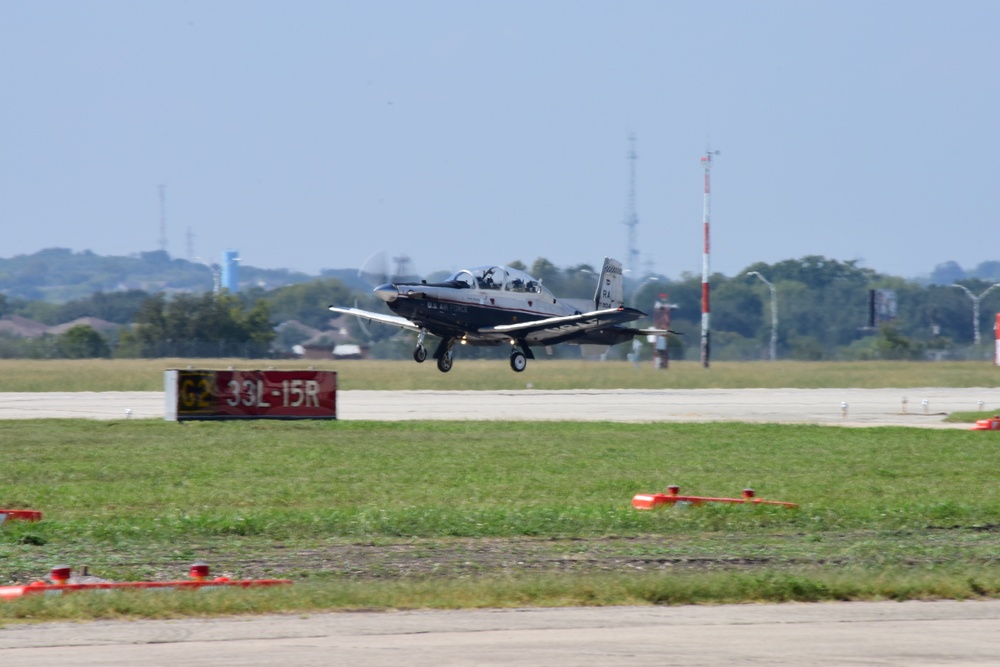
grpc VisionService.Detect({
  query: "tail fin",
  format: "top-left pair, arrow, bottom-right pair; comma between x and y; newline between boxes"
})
594,257 -> 625,310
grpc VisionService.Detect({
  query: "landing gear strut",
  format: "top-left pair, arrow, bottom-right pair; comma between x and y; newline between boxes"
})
433,337 -> 455,373
509,340 -> 533,373
413,330 -> 428,363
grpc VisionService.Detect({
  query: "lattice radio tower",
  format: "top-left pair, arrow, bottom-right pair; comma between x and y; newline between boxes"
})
622,134 -> 640,277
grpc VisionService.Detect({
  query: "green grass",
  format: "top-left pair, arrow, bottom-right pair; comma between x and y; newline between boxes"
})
4,420 -> 999,534
5,567 -> 1000,622
946,409 -> 1000,423
3,419 -> 1000,621
0,358 -> 999,391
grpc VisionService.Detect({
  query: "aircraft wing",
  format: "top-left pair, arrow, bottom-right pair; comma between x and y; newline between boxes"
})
328,306 -> 422,332
479,307 -> 646,343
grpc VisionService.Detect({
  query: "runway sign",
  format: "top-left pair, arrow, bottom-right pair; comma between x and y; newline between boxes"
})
165,369 -> 337,421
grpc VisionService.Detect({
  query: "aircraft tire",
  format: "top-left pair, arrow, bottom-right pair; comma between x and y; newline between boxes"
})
436,352 -> 453,373
510,351 -> 527,372
414,345 -> 427,363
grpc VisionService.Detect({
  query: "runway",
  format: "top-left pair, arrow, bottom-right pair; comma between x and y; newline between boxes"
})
3,387 -> 998,665
4,600 -> 1000,666
0,386 -> 995,426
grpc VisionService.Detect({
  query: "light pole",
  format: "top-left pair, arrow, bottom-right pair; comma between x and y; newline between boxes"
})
952,283 -> 1000,346
747,271 -> 777,361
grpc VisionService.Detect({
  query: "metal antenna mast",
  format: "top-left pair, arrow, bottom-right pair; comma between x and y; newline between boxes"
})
700,149 -> 719,368
158,184 -> 168,253
623,134 -> 640,277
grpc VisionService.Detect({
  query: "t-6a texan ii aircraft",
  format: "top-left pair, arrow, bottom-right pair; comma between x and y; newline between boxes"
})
329,257 -> 672,373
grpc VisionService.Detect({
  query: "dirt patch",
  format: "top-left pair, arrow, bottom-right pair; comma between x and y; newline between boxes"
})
9,528 -> 999,585
151,535 -> 825,581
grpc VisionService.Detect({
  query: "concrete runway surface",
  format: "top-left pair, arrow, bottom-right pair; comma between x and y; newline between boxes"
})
3,387 -> 999,665
3,600 -> 1000,666
0,386 -> 996,426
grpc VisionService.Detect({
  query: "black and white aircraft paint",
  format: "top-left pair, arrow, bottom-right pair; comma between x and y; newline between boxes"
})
329,257 -> 671,373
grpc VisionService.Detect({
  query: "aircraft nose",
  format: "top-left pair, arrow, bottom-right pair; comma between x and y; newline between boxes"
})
374,283 -> 398,302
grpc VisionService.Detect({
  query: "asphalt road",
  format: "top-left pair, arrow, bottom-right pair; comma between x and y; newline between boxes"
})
2,387 -> 998,665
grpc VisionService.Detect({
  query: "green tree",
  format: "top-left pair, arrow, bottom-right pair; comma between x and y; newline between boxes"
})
530,258 -> 561,293
126,293 -> 275,357
55,290 -> 151,324
873,323 -> 922,360
264,278 -> 356,329
57,325 -> 110,358
742,256 -> 880,353
561,263 -> 599,300
712,279 -> 763,340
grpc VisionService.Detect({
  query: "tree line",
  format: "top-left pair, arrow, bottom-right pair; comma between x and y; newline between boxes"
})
1,256 -> 998,361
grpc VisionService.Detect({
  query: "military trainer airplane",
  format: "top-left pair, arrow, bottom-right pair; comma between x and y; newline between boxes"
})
329,257 -> 673,373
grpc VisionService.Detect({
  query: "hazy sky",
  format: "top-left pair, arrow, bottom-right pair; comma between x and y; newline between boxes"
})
2,1 -> 997,280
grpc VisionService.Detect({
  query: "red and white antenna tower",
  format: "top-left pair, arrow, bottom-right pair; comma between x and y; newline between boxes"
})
700,149 -> 719,368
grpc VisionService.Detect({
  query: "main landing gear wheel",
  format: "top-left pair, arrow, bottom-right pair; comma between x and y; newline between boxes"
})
413,344 -> 427,363
437,351 -> 453,373
510,350 -> 527,372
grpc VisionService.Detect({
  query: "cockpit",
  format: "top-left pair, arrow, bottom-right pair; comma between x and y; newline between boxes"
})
444,265 -> 553,299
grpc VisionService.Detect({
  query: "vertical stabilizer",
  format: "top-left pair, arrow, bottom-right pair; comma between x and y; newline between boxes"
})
594,257 -> 625,310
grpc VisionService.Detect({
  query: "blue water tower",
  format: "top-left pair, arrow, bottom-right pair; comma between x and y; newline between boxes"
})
221,250 -> 240,292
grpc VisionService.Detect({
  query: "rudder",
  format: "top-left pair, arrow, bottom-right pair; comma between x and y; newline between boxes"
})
594,257 -> 625,310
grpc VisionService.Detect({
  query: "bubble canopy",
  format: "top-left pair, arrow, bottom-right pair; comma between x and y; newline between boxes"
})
444,265 -> 553,297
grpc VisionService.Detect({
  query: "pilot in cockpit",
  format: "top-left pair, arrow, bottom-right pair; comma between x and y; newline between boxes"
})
479,267 -> 502,289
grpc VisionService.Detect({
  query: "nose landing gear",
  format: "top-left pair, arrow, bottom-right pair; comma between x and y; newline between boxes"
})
413,330 -> 428,363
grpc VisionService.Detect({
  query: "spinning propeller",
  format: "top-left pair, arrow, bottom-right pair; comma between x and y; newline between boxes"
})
358,250 -> 421,288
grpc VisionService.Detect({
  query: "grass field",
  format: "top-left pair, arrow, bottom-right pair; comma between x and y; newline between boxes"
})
0,358 -> 999,392
3,416 -> 1000,622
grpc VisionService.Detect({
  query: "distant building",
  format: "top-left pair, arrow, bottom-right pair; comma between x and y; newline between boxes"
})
47,317 -> 119,337
0,315 -> 118,338
332,344 -> 366,360
0,315 -> 49,338
221,250 -> 240,292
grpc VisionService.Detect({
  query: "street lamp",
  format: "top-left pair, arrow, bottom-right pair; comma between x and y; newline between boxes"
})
746,271 -> 777,361
952,283 -> 1000,346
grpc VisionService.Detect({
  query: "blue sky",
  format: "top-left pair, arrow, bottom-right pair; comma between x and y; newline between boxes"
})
1,1 -> 997,280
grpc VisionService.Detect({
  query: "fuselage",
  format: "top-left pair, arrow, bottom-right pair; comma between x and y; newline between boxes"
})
377,265 -> 574,343
330,256 -> 659,372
